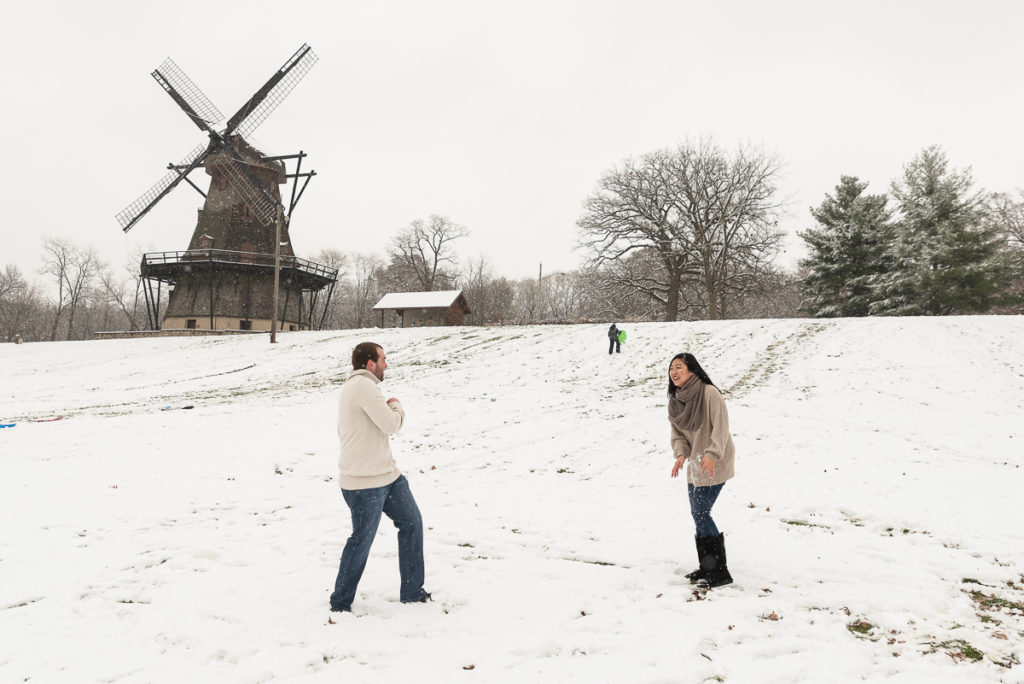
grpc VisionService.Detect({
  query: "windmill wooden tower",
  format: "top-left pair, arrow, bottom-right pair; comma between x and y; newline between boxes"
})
116,44 -> 336,337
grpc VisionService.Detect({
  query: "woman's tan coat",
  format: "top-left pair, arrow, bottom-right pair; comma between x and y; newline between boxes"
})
670,384 -> 735,486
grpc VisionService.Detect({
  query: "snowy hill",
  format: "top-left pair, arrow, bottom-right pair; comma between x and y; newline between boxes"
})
2,318 -> 1022,682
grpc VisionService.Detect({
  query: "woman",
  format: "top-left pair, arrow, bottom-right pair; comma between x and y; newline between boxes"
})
668,353 -> 735,588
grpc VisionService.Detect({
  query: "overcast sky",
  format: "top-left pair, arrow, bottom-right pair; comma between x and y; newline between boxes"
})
2,0 -> 1022,284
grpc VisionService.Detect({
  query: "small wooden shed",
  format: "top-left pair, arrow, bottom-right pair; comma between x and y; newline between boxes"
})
372,290 -> 472,328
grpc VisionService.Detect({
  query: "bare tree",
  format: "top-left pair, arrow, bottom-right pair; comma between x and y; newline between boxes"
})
541,272 -> 584,322
1,285 -> 47,342
723,266 -> 804,319
456,255 -> 522,325
690,145 -> 785,318
986,190 -> 1024,314
344,253 -> 383,328
577,149 -> 690,320
0,265 -> 25,304
593,248 -> 699,321
512,277 -> 543,324
97,249 -> 152,332
40,238 -> 100,341
532,270 -> 598,323
307,248 -> 349,330
457,255 -> 495,325
1,265 -> 28,341
578,139 -> 784,320
388,215 -> 469,291
988,190 -> 1024,254
315,248 -> 349,274
486,277 -> 517,325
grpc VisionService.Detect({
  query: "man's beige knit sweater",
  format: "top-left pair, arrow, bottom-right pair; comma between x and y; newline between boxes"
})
337,369 -> 405,490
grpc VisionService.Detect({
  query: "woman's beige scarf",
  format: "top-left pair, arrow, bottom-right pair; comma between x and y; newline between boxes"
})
668,374 -> 706,432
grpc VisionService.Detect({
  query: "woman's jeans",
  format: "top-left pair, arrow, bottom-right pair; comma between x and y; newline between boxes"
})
330,474 -> 424,610
688,482 -> 725,537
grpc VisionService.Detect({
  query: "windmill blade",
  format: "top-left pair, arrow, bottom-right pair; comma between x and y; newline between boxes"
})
152,58 -> 225,134
223,44 -> 318,139
206,152 -> 278,226
116,144 -> 209,232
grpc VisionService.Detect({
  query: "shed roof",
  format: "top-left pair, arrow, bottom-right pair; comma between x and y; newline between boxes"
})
372,290 -> 465,310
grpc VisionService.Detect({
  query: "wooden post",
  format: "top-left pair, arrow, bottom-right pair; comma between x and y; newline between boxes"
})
271,204 -> 282,344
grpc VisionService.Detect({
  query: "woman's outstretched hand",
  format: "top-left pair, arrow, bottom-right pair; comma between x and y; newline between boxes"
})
700,454 -> 716,479
671,456 -> 686,478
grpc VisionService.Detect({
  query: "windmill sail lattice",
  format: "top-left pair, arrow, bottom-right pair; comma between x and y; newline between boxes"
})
115,144 -> 207,230
227,44 -> 318,139
206,151 -> 278,226
152,58 -> 224,130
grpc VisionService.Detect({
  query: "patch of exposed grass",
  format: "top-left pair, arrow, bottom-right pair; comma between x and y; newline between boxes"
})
933,639 -> 984,662
847,619 -> 874,635
967,590 -> 1024,612
782,519 -> 829,529
569,558 -> 615,566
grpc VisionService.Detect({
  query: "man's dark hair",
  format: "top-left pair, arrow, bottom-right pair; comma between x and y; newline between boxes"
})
352,342 -> 382,370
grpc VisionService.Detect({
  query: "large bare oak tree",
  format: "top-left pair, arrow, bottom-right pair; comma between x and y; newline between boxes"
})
388,215 -> 469,292
577,139 -> 784,320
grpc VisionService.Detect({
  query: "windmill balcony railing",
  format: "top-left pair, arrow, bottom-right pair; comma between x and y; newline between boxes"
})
142,249 -> 338,279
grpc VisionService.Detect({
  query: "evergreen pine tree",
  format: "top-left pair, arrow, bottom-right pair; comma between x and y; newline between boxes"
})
871,146 -> 1013,315
799,176 -> 893,317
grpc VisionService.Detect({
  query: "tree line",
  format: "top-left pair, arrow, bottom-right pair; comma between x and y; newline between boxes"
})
4,139 -> 1021,342
0,240 -> 152,343
799,145 -> 1023,316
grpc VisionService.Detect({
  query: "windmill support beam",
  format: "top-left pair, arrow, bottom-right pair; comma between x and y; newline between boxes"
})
141,275 -> 165,331
167,163 -> 208,199
167,154 -> 316,214
318,281 -> 336,330
288,153 -> 303,213
155,280 -> 163,329
290,171 -> 316,216
142,276 -> 154,330
281,287 -> 291,331
264,152 -> 308,162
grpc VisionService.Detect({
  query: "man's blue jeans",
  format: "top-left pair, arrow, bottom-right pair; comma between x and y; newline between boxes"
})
688,482 -> 725,537
330,474 -> 425,610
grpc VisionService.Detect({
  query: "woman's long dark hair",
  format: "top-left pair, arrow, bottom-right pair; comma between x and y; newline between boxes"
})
667,353 -> 716,396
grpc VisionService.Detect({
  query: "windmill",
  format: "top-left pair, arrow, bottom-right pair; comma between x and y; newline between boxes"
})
116,44 -> 337,341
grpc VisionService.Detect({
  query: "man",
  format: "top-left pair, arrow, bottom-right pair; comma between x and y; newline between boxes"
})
329,342 -> 430,612
608,323 -> 621,354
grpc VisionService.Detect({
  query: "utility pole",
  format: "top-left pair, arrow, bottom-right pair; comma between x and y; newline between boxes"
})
271,203 -> 282,344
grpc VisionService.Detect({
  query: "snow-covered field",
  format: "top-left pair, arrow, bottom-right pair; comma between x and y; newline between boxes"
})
2,317 -> 1023,683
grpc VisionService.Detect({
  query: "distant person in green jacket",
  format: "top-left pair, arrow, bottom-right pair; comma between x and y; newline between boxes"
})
608,324 -> 621,354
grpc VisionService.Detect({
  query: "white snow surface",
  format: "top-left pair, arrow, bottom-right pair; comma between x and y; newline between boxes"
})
1,318 -> 1023,683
